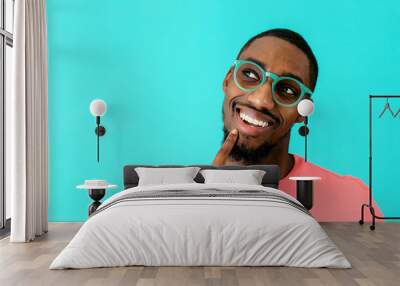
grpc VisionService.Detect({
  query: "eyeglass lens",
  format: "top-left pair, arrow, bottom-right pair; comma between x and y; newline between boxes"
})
235,62 -> 302,105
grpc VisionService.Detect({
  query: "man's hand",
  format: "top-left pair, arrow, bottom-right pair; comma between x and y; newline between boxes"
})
212,129 -> 239,166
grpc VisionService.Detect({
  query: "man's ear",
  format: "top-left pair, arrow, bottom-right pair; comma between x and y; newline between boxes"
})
294,115 -> 306,124
222,67 -> 234,94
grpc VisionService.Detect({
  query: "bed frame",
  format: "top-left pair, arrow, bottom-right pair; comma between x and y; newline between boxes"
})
123,164 -> 280,189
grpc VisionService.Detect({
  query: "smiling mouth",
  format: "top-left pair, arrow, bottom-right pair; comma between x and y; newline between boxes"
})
234,105 -> 276,129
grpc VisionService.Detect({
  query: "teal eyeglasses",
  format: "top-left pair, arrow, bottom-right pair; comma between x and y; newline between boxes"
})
233,59 -> 313,108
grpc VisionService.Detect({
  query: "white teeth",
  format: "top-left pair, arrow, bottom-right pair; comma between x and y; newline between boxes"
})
239,112 -> 269,127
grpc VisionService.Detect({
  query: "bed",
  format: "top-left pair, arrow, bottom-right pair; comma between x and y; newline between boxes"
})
49,164 -> 351,269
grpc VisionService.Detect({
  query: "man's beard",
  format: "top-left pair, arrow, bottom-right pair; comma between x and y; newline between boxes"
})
223,127 -> 275,164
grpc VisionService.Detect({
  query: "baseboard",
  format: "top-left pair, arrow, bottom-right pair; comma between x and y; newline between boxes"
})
0,218 -> 11,239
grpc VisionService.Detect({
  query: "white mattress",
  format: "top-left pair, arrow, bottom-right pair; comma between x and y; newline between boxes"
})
50,183 -> 351,269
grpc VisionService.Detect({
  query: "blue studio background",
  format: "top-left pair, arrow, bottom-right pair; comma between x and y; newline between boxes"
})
46,0 -> 400,221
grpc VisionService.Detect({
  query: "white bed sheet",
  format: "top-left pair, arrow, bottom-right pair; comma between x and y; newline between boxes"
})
50,183 -> 351,269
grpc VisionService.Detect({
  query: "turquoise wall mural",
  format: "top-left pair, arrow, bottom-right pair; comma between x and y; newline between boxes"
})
47,0 -> 400,221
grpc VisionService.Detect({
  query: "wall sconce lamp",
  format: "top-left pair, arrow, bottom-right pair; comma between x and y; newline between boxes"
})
90,99 -> 107,162
297,99 -> 314,162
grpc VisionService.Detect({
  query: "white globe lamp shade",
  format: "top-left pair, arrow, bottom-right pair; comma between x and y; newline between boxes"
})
297,99 -> 314,117
90,99 -> 107,117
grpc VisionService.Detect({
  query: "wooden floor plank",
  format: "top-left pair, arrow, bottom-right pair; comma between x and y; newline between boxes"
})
0,222 -> 399,286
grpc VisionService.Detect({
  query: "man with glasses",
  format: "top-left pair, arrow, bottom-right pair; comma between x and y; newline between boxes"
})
212,28 -> 382,221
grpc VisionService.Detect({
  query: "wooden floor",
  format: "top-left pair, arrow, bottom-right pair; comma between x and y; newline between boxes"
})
0,222 -> 399,286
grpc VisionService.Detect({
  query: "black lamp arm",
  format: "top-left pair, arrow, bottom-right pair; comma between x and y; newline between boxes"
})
94,116 -> 106,162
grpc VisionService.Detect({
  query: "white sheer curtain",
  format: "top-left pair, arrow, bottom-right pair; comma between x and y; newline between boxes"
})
7,0 -> 48,242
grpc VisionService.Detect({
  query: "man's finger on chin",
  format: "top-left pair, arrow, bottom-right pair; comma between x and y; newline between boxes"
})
223,129 -> 238,148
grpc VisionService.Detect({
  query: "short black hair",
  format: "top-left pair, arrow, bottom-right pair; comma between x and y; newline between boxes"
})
236,28 -> 318,91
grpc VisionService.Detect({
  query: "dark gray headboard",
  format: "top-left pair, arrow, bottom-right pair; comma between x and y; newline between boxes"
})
123,164 -> 280,189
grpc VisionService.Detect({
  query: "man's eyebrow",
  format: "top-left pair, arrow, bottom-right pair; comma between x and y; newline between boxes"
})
242,57 -> 306,85
280,72 -> 305,84
243,57 -> 267,70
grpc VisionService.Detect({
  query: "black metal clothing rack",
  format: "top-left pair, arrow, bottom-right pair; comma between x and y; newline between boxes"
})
359,95 -> 400,230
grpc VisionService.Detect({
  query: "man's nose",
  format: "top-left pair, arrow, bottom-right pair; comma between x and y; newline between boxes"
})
246,78 -> 276,110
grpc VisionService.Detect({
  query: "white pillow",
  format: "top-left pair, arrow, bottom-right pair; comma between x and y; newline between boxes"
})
135,167 -> 201,186
200,169 -> 266,185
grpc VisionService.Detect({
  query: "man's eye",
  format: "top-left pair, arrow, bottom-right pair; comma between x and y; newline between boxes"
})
277,86 -> 297,97
284,87 -> 295,95
243,70 -> 259,81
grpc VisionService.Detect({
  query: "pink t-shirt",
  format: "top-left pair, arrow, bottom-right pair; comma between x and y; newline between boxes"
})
279,154 -> 383,221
